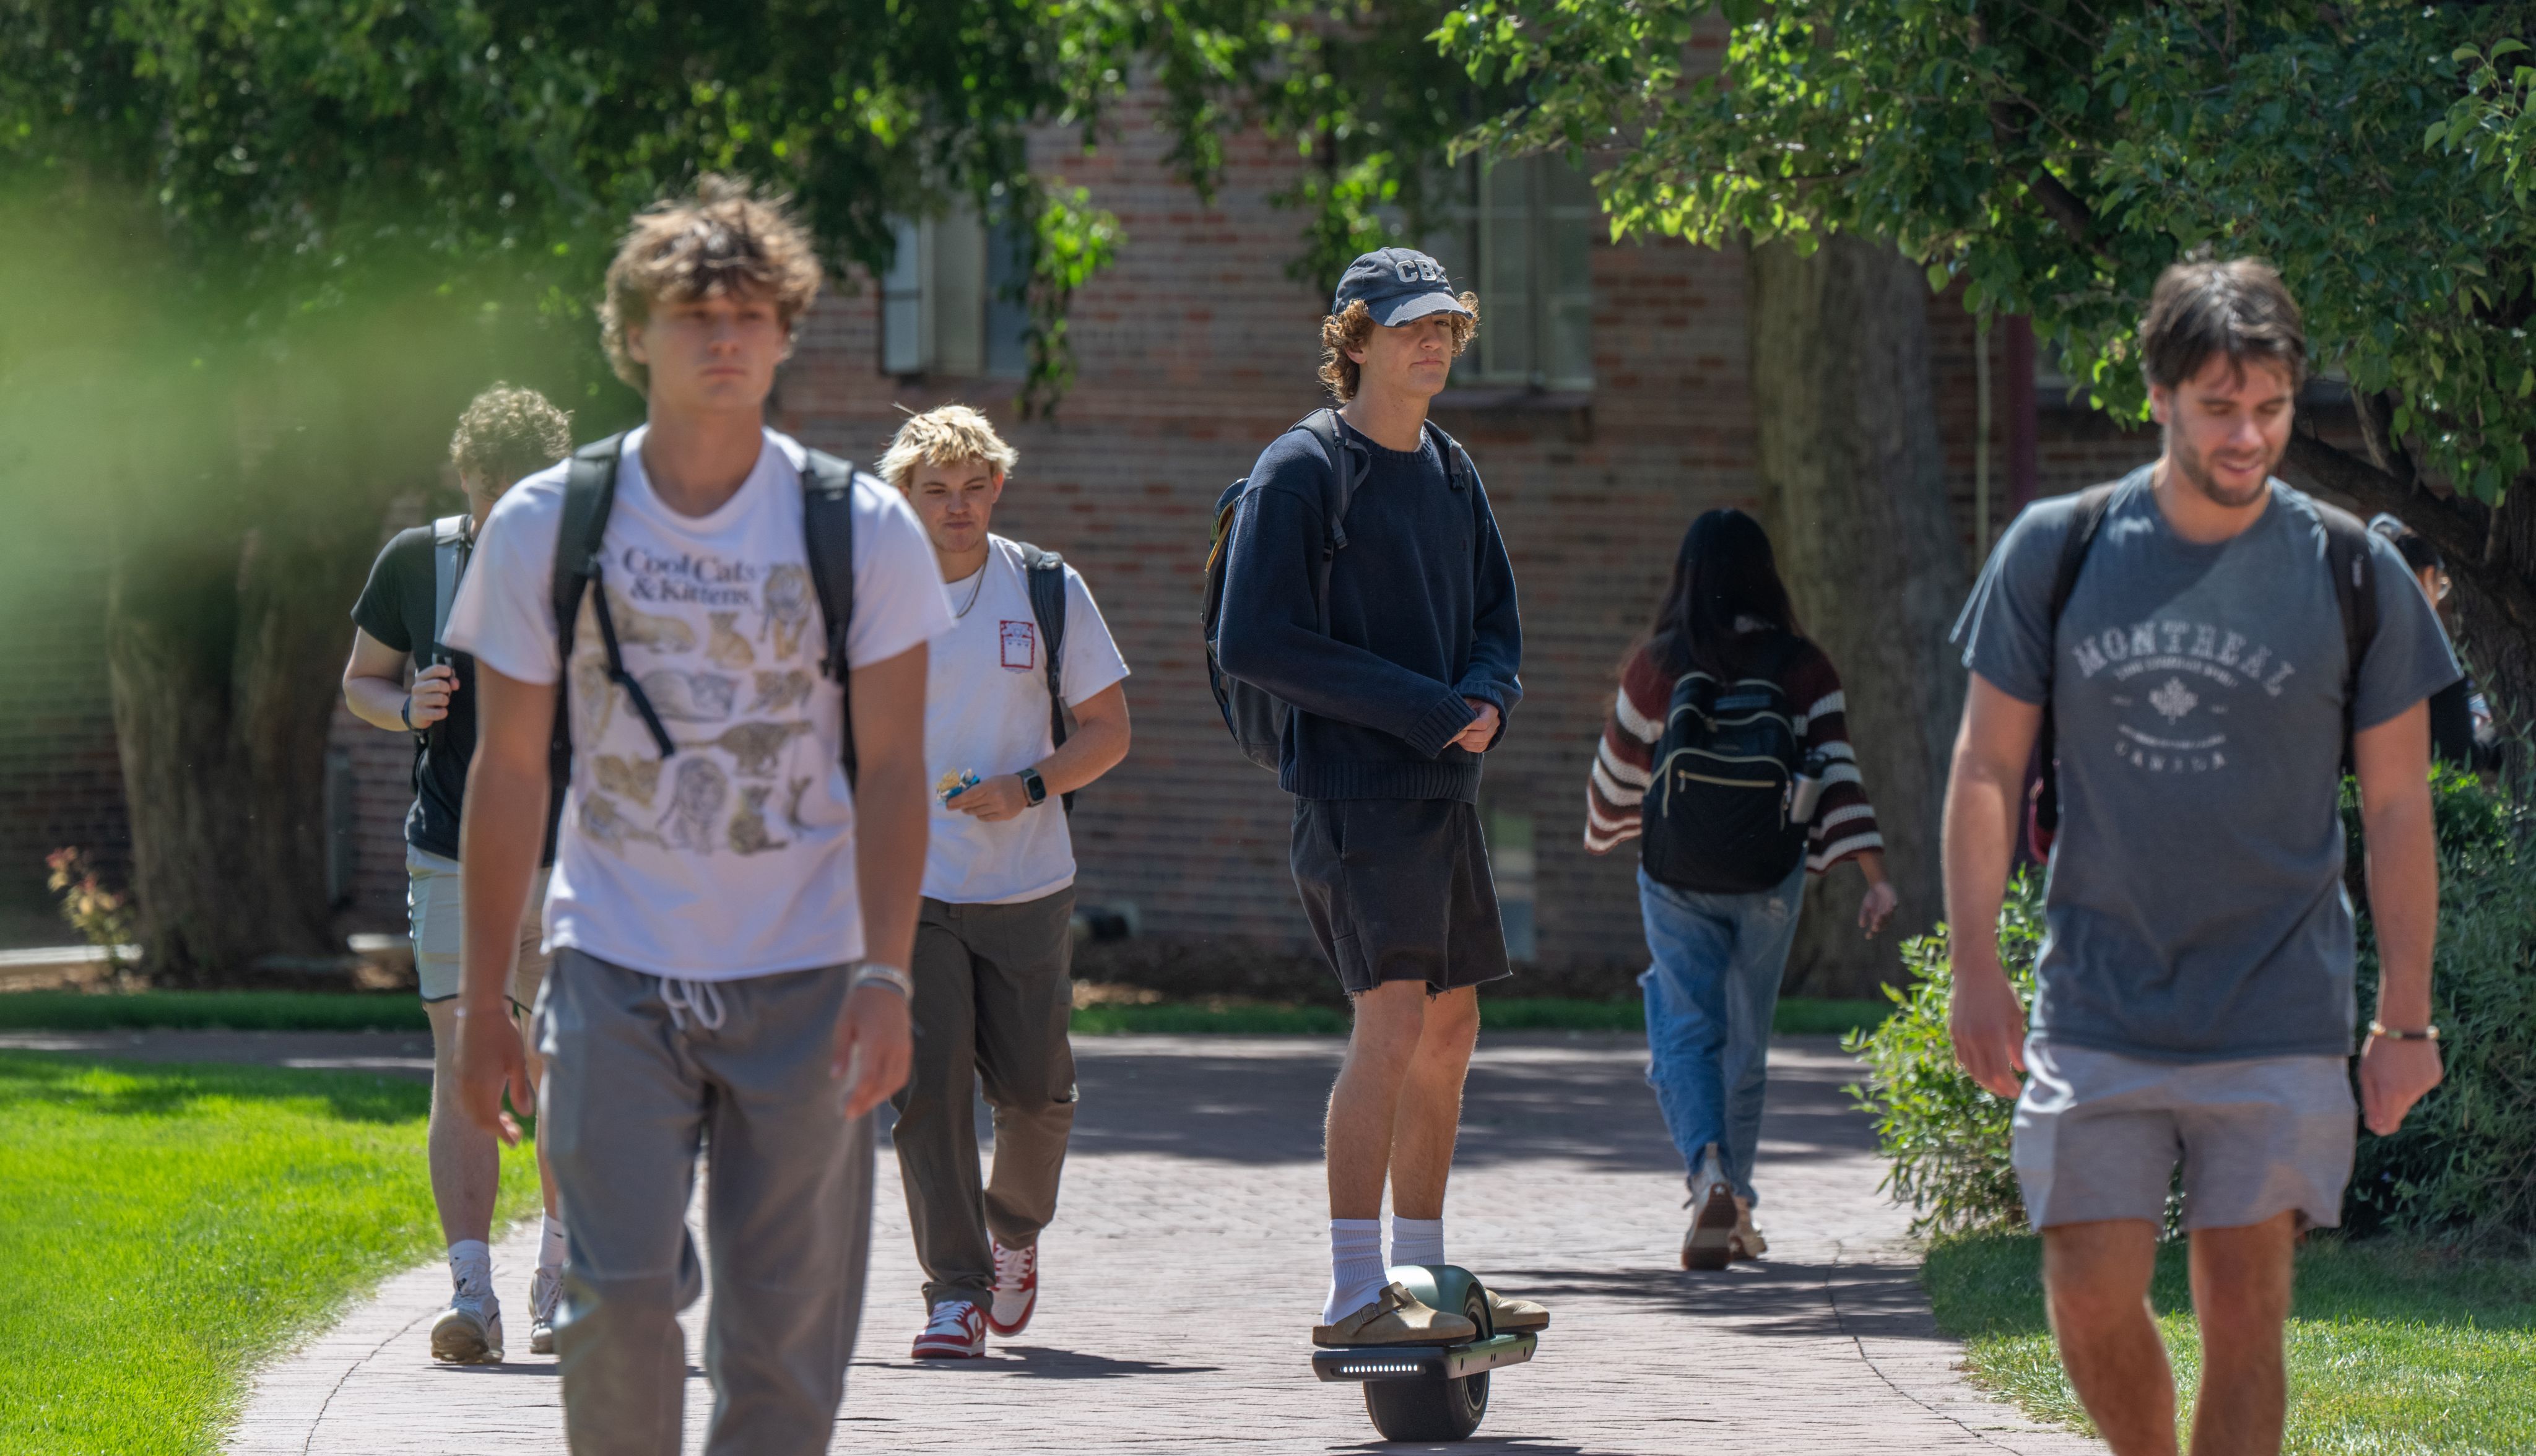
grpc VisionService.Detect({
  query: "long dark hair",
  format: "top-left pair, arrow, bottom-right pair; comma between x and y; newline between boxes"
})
1636,508 -> 1803,677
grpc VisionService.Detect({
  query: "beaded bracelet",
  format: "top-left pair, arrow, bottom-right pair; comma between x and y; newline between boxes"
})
2368,1020 -> 2441,1042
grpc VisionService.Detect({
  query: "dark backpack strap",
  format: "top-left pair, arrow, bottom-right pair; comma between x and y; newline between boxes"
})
550,433 -> 684,761
2317,503 -> 2380,766
2031,481 -> 2121,839
1422,418 -> 1474,493
552,435 -> 625,662
1010,542 -> 1070,745
1293,407 -> 1363,552
1292,408 -> 1363,638
1012,540 -> 1077,813
799,448 -> 864,788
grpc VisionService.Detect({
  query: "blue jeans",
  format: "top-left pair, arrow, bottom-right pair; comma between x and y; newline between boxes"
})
1638,864 -> 1807,1204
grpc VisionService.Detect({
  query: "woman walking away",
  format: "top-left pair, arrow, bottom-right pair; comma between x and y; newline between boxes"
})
2368,513 -> 2495,773
1584,508 -> 1898,1270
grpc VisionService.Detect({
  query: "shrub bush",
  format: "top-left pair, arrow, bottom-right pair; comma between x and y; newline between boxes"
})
2342,769 -> 2536,1241
1849,771 -> 2536,1243
1841,873 -> 2041,1235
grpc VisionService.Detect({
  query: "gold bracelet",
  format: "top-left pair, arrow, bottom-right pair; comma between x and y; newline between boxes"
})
2368,1020 -> 2441,1042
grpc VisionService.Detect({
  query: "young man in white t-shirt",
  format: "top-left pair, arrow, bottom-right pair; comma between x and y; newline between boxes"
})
878,405 -> 1132,1359
445,177 -> 950,1452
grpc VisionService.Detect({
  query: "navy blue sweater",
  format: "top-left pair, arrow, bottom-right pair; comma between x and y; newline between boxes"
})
1215,417 -> 1523,801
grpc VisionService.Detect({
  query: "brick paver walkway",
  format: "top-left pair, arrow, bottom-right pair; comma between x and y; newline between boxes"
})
187,1030 -> 2099,1454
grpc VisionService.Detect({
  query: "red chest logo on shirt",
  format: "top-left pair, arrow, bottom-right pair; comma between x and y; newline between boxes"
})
999,620 -> 1036,671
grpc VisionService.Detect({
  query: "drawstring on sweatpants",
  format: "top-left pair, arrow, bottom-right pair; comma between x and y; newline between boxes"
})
659,976 -> 727,1031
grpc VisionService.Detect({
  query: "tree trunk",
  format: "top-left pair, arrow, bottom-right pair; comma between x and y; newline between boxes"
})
105,490 -> 374,986
1747,235 -> 1969,997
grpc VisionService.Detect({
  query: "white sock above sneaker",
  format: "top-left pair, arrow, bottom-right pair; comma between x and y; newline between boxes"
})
448,1239 -> 493,1297
1389,1215 -> 1444,1270
1322,1218 -> 1386,1326
539,1216 -> 568,1272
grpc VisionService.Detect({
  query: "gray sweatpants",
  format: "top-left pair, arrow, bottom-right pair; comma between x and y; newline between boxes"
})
891,890 -> 1079,1309
538,948 -> 875,1456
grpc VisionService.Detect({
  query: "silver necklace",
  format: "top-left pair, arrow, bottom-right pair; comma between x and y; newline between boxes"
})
952,562 -> 989,619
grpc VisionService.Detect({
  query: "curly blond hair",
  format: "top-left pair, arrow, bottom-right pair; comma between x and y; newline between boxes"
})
449,383 -> 573,491
601,175 -> 824,391
877,404 -> 1019,492
1316,297 -> 1480,402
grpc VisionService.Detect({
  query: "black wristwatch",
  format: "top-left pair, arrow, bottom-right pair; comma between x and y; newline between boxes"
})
1017,765 -> 1048,807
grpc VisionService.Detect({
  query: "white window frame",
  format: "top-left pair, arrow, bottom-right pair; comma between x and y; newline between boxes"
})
879,206 -> 1030,379
1428,157 -> 1597,392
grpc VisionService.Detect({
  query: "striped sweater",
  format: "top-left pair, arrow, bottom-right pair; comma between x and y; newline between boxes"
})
1584,635 -> 1883,875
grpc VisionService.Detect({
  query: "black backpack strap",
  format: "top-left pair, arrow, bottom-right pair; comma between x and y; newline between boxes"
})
2032,480 -> 2121,836
1422,418 -> 1475,493
552,433 -> 676,760
799,448 -> 864,788
2317,503 -> 2381,766
1011,539 -> 1077,813
1010,541 -> 1070,745
552,435 -> 623,664
1293,407 -> 1364,636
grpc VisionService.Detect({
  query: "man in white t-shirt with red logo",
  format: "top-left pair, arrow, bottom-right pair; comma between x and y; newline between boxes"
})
878,405 -> 1132,1359
447,177 -> 949,1452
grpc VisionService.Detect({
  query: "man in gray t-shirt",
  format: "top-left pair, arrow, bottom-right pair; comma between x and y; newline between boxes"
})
1942,259 -> 2451,1456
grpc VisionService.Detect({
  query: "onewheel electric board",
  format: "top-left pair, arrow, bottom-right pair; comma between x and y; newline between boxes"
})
1310,1265 -> 1539,1442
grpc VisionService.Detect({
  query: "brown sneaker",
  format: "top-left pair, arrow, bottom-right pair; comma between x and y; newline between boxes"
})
1730,1197 -> 1768,1262
1311,1283 -> 1479,1348
1680,1143 -> 1737,1272
1485,1287 -> 1550,1332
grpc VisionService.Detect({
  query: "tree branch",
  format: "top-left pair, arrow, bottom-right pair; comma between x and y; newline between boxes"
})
1986,99 -> 2112,262
2282,431 -> 2536,632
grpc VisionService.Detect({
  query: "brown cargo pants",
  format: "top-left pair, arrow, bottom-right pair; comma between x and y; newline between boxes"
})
890,888 -> 1079,1309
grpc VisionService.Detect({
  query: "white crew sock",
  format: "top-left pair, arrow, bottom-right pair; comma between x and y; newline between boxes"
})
1322,1219 -> 1387,1325
1389,1216 -> 1444,1270
539,1216 -> 568,1272
448,1239 -> 493,1296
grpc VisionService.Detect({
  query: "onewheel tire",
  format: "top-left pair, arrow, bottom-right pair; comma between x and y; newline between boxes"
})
1360,1281 -> 1490,1441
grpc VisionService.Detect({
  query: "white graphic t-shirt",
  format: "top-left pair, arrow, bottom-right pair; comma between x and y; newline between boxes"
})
924,536 -> 1129,904
443,426 -> 953,980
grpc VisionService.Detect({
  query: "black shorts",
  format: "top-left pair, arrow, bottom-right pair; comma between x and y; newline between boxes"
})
1290,797 -> 1514,997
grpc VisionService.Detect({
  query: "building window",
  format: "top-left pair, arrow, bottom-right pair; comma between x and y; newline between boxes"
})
879,207 -> 1030,379
1426,157 -> 1597,391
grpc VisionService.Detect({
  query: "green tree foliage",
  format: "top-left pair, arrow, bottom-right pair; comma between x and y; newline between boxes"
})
1437,0 -> 2536,721
0,0 -> 1256,976
0,0 -> 1292,407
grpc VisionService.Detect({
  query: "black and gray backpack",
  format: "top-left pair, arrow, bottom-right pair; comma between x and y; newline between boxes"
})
1639,633 -> 1811,894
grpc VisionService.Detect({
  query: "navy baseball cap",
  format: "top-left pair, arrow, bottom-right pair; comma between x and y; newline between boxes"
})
1332,247 -> 1473,327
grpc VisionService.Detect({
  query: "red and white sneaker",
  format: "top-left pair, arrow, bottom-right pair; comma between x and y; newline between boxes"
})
988,1237 -> 1038,1337
911,1299 -> 986,1359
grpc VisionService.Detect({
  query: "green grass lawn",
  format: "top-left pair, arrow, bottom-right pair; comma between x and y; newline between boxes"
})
0,1052 -> 541,1456
0,987 -> 1891,1039
1926,1229 -> 2536,1452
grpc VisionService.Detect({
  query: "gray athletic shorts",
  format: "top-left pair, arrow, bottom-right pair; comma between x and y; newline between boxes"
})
2012,1038 -> 2356,1232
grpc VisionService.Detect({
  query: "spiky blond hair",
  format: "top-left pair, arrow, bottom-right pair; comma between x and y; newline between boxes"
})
877,404 -> 1019,491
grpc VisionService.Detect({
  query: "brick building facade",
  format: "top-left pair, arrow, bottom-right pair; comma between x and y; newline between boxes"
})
2,97 -> 2191,982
